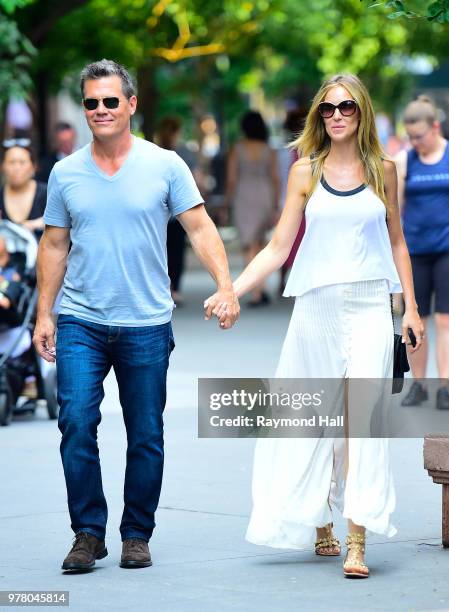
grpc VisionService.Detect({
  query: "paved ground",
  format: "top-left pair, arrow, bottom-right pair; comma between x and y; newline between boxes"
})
1,259 -> 448,612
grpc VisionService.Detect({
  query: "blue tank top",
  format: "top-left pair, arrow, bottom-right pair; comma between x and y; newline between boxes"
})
403,141 -> 449,255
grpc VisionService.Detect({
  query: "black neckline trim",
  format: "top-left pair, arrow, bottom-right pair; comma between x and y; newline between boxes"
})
320,176 -> 367,197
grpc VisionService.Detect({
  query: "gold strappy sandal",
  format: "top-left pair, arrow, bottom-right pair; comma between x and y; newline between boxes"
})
343,533 -> 370,578
315,523 -> 341,556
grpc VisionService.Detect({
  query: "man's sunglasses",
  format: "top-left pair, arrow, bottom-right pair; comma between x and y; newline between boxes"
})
82,97 -> 120,111
318,99 -> 358,119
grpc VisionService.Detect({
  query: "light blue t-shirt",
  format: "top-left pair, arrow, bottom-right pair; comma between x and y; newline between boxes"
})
44,136 -> 203,326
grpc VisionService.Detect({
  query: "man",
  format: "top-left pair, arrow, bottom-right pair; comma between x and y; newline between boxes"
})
33,59 -> 239,572
36,122 -> 76,183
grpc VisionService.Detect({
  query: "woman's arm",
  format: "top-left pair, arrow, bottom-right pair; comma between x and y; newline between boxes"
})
383,159 -> 424,351
232,158 -> 311,298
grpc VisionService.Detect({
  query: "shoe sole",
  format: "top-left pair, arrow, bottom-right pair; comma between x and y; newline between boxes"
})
344,571 -> 370,579
119,559 -> 153,569
61,547 -> 108,571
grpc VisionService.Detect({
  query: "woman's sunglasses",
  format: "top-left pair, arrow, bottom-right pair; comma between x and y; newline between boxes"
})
318,99 -> 358,119
82,97 -> 120,111
2,138 -> 31,148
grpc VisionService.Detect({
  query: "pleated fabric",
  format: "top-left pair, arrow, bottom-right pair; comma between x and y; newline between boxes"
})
246,279 -> 397,550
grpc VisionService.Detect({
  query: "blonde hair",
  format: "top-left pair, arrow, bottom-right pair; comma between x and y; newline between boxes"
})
403,95 -> 438,126
289,74 -> 390,212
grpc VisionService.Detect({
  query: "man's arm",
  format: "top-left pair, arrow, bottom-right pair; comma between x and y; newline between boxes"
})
33,225 -> 70,361
176,204 -> 239,329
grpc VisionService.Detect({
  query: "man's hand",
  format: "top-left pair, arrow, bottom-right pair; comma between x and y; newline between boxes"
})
33,315 -> 57,362
204,287 -> 240,329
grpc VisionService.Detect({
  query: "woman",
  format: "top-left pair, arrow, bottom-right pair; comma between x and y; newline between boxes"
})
0,140 -> 46,399
395,96 -> 449,410
0,140 -> 46,239
223,111 -> 280,306
206,74 -> 423,577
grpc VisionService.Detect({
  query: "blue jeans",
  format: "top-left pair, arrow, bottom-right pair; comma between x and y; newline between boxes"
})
56,314 -> 175,542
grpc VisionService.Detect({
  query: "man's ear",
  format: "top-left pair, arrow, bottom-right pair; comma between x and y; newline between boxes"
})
129,95 -> 137,116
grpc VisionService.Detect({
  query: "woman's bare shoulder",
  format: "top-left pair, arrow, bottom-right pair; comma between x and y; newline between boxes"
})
382,158 -> 397,176
290,156 -> 313,179
292,155 -> 313,170
286,156 -> 313,196
382,159 -> 399,187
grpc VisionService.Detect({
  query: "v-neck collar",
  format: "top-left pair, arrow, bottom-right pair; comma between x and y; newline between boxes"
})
88,135 -> 136,181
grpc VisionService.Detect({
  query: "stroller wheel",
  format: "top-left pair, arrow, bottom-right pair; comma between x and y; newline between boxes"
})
43,369 -> 59,420
0,389 -> 13,426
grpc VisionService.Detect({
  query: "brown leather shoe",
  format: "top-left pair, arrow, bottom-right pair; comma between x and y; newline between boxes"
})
120,538 -> 152,568
61,532 -> 108,571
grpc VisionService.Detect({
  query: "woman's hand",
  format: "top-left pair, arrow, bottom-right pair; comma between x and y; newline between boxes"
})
402,308 -> 425,353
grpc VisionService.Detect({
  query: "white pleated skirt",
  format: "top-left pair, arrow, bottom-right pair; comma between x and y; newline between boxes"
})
246,279 -> 397,550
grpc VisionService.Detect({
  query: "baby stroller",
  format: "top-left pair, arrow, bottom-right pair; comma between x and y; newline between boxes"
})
0,220 -> 58,426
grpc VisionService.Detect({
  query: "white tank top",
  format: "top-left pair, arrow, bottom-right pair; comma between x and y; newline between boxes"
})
283,176 -> 402,297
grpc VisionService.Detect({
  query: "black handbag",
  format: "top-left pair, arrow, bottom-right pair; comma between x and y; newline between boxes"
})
390,294 -> 410,394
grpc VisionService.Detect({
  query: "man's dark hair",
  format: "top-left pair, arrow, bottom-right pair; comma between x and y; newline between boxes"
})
55,121 -> 74,132
80,59 -> 136,99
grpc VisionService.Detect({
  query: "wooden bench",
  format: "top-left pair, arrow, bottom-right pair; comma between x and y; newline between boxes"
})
424,434 -> 449,548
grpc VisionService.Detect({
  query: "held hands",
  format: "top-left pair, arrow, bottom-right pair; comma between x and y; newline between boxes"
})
402,308 -> 425,353
204,287 -> 240,329
33,315 -> 57,363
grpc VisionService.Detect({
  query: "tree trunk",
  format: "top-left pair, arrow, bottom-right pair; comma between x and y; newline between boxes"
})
137,62 -> 159,142
34,69 -> 49,156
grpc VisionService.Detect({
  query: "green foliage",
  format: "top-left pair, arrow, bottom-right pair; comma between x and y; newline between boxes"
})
365,0 -> 449,22
0,0 -> 33,14
4,0 -> 449,137
0,12 -> 36,106
247,0 -> 447,113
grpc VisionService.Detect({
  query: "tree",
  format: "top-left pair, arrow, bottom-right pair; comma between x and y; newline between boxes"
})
362,0 -> 449,22
0,0 -> 35,107
0,0 -> 36,138
5,0 -> 449,150
16,0 -> 285,143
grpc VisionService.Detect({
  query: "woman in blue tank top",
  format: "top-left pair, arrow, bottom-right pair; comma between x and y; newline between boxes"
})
396,96 -> 449,410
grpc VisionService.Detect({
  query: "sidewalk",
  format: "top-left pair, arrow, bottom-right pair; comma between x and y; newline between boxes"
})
1,265 -> 447,612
